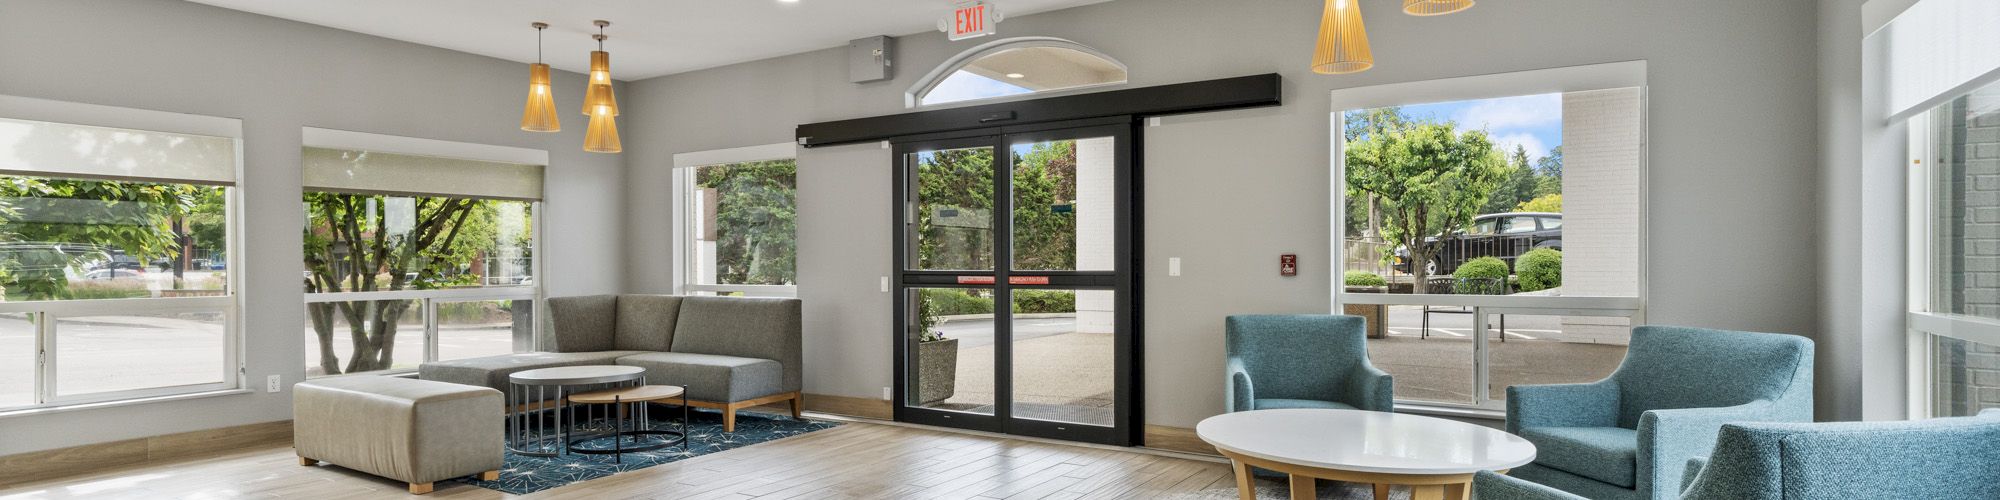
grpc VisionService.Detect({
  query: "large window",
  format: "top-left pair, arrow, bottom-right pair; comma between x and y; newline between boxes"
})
0,96 -> 241,411
673,143 -> 797,297
1332,62 -> 1646,411
1910,79 -> 2000,417
301,129 -> 542,377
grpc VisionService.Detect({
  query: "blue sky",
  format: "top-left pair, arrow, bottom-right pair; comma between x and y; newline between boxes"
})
1384,93 -> 1563,164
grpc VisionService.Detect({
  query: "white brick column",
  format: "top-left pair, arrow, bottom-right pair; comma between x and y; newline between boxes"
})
1074,137 -> 1116,334
1561,88 -> 1643,340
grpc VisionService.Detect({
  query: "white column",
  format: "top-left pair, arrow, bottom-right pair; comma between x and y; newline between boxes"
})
1561,88 -> 1644,342
1074,137 -> 1117,334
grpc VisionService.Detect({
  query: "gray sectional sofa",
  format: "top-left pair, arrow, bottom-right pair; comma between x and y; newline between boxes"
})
419,294 -> 802,431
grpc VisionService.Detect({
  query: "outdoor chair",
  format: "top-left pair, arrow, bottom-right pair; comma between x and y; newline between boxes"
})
1499,326 -> 1814,500
1223,314 -> 1392,412
1420,276 -> 1508,341
1475,409 -> 2000,500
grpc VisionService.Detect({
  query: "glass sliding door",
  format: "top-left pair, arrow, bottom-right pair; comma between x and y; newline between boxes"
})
893,122 -> 1137,445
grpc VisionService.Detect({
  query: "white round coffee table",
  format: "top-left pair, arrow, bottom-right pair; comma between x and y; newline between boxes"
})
1196,409 -> 1536,500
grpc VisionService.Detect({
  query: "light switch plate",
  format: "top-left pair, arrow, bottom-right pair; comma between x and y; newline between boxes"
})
883,387 -> 893,400
266,374 -> 281,393
880,276 -> 891,292
1168,257 -> 1182,276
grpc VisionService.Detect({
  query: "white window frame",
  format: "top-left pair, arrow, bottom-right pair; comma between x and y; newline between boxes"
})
1904,111 -> 2000,417
1329,61 -> 1651,413
671,143 -> 799,298
300,128 -> 546,377
0,94 -> 245,412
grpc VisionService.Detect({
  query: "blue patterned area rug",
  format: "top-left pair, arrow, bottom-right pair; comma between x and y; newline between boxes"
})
458,408 -> 839,494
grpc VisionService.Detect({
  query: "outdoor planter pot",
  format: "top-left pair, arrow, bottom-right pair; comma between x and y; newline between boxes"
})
917,337 -> 959,405
1343,286 -> 1389,339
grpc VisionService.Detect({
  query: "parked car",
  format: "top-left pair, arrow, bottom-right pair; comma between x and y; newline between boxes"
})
1395,212 -> 1562,275
81,267 -> 147,281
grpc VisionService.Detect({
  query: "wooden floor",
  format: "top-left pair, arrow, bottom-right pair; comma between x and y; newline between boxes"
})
0,420 -> 1398,499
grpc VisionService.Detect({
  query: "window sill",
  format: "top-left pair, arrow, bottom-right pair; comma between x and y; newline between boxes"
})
0,388 -> 253,420
1394,402 -> 1506,421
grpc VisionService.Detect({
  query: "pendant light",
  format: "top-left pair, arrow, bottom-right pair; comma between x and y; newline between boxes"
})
1403,0 -> 1474,16
520,22 -> 560,132
582,20 -> 621,153
1312,0 -> 1373,74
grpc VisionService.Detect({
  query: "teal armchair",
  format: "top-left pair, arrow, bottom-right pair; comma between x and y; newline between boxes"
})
1223,314 -> 1392,413
1476,410 -> 2000,499
1503,326 -> 1813,500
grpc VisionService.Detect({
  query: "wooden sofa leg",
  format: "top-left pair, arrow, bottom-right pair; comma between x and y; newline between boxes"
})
723,406 -> 738,433
481,470 -> 500,481
298,456 -> 317,466
409,482 -> 434,495
789,395 -> 803,419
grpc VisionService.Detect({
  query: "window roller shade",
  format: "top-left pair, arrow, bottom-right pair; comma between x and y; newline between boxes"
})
0,117 -> 237,185
1878,0 -> 2000,120
302,147 -> 544,201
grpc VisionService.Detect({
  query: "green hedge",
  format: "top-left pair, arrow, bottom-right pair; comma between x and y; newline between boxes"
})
1012,290 -> 1077,313
1344,270 -> 1386,287
1516,248 -> 1562,292
919,288 -> 994,316
1454,256 -> 1509,280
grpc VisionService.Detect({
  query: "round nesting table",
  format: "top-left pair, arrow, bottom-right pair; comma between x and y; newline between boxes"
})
507,365 -> 645,457
1195,409 -> 1537,500
564,385 -> 688,462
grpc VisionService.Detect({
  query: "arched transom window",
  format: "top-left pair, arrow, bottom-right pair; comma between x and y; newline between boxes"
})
908,37 -> 1128,108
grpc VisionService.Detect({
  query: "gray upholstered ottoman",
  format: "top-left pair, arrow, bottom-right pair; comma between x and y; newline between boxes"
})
294,376 -> 504,495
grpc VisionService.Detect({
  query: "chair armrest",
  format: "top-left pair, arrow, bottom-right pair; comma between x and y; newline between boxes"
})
1505,382 -> 1618,433
1637,400 -> 1789,496
1225,357 -> 1254,412
1680,456 -> 1709,494
1472,470 -> 1588,500
1342,362 -> 1394,412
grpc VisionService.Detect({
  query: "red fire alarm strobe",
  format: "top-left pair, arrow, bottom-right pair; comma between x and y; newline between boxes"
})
1280,254 -> 1298,277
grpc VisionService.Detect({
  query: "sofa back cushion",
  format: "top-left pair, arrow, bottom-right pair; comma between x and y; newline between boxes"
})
671,296 -> 803,393
1611,325 -> 1813,428
615,295 -> 682,351
545,295 -> 618,352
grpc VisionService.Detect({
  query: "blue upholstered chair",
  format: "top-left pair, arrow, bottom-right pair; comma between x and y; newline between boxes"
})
1223,314 -> 1392,413
1502,326 -> 1814,500
1474,410 -> 2000,500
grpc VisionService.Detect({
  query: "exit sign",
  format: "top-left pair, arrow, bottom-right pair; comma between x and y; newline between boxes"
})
944,1 -> 1000,41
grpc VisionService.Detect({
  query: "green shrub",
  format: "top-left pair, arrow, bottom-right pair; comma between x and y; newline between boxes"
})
1012,290 -> 1076,313
919,288 -> 994,316
1343,270 -> 1386,287
1516,248 -> 1562,292
1452,256 -> 1510,294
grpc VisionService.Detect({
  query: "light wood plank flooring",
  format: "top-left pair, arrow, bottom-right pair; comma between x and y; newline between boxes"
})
0,420 -> 1402,499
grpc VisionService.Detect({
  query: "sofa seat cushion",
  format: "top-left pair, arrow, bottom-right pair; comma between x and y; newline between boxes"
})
1253,398 -> 1357,411
1521,426 -> 1639,488
418,351 -> 647,392
615,352 -> 784,403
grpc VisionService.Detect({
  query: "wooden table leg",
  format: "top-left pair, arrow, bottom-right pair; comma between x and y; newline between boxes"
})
1411,484 -> 1446,500
1230,460 -> 1255,500
1373,483 -> 1391,500
1288,474 -> 1315,500
1446,482 -> 1469,500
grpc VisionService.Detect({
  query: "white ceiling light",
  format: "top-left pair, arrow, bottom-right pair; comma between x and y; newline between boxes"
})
1006,73 -> 1026,78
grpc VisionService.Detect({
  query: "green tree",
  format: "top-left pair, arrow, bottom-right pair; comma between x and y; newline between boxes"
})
1482,145 -> 1539,214
0,176 -> 208,299
915,148 -> 996,270
1534,146 -> 1563,198
1345,123 -> 1510,292
1517,193 -> 1562,213
303,193 -> 528,374
1343,107 -> 1411,238
697,160 -> 797,285
1010,141 -> 1077,270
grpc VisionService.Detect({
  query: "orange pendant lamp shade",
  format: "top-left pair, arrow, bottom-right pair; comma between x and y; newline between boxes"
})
521,63 -> 560,132
1403,0 -> 1474,16
1312,0 -> 1373,75
582,22 -> 621,153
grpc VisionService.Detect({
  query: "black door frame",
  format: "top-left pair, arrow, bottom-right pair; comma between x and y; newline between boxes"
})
891,120 -> 1138,445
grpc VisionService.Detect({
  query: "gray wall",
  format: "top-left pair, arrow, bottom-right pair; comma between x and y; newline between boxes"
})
0,0 -> 627,455
625,0 -> 1825,427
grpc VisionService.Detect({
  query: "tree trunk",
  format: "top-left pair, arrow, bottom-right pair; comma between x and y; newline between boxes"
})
308,302 -> 341,375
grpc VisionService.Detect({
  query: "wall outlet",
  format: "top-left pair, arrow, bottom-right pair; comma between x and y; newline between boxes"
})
266,374 -> 281,393
1168,257 -> 1182,277
882,386 -> 893,400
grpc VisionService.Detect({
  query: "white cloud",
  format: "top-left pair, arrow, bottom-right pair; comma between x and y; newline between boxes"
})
1489,133 -> 1547,163
1451,93 -> 1561,131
